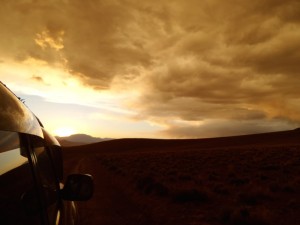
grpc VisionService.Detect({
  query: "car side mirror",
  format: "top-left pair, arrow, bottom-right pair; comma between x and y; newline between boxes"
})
61,174 -> 93,201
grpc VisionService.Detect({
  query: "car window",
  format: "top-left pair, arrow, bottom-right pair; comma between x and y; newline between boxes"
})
0,131 -> 42,225
34,146 -> 60,225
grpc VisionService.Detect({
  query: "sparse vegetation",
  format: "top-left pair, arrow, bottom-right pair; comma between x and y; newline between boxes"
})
220,206 -> 272,225
63,135 -> 300,225
172,188 -> 210,204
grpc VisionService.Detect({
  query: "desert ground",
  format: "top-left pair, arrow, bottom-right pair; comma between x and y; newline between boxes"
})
62,129 -> 300,225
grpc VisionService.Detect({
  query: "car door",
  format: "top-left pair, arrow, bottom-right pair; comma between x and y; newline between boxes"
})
0,131 -> 44,225
26,134 -> 62,225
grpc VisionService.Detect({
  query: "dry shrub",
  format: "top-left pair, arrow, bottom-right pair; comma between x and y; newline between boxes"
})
259,164 -> 280,171
220,206 -> 272,225
229,178 -> 250,186
238,187 -> 273,206
281,179 -> 298,193
136,176 -> 155,193
269,183 -> 280,193
152,183 -> 169,197
213,184 -> 230,195
178,174 -> 193,182
136,176 -> 169,197
287,199 -> 300,210
208,172 -> 218,181
172,188 -> 210,204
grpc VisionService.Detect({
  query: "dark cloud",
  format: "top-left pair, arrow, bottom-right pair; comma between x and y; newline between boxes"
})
1,0 -> 300,137
62,0 -> 154,88
159,118 -> 298,139
0,0 -> 154,88
31,75 -> 45,83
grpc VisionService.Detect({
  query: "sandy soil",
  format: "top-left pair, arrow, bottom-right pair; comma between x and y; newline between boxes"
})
62,130 -> 300,225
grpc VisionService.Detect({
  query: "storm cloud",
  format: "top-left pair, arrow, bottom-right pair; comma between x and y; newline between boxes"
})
1,0 -> 300,138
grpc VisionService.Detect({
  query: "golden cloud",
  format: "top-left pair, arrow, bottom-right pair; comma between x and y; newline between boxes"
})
1,0 -> 300,137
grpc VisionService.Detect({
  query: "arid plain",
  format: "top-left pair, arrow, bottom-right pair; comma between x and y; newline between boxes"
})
62,129 -> 300,225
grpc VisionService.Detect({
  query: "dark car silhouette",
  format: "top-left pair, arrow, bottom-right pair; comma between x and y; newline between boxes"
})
0,81 -> 93,225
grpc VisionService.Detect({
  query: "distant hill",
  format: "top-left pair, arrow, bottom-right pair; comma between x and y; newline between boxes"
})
63,128 -> 300,152
56,134 -> 112,146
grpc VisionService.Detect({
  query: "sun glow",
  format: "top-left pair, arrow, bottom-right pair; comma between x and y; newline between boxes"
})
54,127 -> 76,137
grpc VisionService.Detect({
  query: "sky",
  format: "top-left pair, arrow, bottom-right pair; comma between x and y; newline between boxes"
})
1,0 -> 300,139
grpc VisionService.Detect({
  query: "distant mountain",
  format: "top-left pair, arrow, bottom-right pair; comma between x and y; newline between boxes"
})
56,134 -> 112,146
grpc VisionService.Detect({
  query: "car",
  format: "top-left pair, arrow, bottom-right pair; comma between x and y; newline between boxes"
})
0,81 -> 93,225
